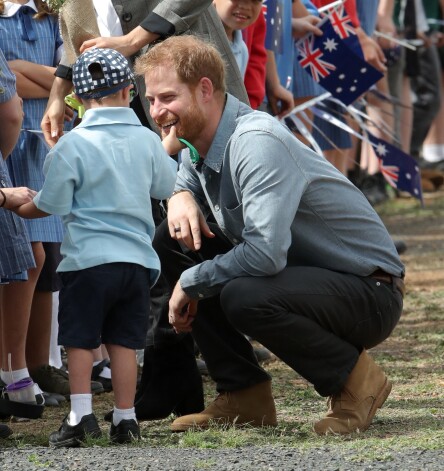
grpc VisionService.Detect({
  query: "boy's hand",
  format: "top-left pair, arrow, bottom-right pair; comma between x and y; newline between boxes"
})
162,126 -> 184,155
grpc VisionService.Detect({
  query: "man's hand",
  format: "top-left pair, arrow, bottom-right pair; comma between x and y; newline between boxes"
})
1,187 -> 37,209
168,282 -> 198,333
80,26 -> 159,58
167,190 -> 214,251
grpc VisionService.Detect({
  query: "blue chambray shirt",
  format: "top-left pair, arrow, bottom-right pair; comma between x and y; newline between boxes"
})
176,94 -> 405,299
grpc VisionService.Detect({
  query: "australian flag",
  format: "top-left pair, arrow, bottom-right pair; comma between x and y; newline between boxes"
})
327,4 -> 362,57
296,16 -> 382,105
367,132 -> 423,204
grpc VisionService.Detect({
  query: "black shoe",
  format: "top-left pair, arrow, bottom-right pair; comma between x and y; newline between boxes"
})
43,392 -> 60,407
0,380 -> 45,420
134,337 -> 204,421
49,413 -> 101,448
0,423 -> 12,439
110,419 -> 140,444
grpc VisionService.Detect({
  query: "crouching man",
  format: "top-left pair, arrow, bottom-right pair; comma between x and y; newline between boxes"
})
134,35 -> 405,435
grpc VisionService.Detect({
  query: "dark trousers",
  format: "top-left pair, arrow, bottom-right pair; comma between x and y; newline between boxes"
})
152,220 -> 403,397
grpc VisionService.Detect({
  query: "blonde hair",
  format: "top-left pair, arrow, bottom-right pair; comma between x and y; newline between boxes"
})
135,35 -> 226,95
0,0 -> 56,18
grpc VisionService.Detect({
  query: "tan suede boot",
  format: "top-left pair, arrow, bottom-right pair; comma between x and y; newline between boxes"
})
171,380 -> 277,432
313,351 -> 392,435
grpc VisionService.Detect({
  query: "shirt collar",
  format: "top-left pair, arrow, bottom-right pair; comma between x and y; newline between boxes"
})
203,94 -> 245,173
76,107 -> 143,129
2,1 -> 38,17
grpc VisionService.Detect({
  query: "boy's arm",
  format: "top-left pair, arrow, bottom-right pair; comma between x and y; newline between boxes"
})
12,200 -> 49,219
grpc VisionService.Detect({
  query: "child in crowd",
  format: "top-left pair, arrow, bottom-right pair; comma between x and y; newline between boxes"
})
0,0 -> 71,404
10,48 -> 177,446
212,0 -> 264,78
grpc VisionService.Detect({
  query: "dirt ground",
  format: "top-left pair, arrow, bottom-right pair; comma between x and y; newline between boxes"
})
380,188 -> 444,294
2,188 -> 444,450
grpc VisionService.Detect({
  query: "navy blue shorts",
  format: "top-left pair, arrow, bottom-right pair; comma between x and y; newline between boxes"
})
58,263 -> 151,350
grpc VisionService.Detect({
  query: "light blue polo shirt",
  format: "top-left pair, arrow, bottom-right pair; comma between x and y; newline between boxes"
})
34,107 -> 177,285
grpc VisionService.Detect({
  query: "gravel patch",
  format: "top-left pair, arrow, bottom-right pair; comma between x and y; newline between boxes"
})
1,446 -> 443,471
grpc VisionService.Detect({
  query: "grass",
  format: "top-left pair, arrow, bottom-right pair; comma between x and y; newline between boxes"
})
1,190 -> 443,461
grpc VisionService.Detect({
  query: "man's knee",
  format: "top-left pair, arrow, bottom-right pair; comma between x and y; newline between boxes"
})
220,278 -> 267,330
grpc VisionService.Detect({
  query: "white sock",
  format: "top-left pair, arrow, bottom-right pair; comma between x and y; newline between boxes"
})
113,406 -> 136,426
99,366 -> 111,380
49,292 -> 62,369
1,368 -> 30,385
69,394 -> 92,426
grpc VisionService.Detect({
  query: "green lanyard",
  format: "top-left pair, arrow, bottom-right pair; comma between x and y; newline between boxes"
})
178,138 -> 201,165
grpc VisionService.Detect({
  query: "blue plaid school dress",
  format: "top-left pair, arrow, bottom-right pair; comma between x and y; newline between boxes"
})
0,4 -> 68,242
0,50 -> 35,281
0,160 -> 35,281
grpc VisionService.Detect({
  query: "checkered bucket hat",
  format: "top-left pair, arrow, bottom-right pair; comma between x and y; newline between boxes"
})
73,48 -> 137,99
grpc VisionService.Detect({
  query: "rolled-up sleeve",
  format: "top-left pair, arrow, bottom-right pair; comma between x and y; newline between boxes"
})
140,0 -> 213,36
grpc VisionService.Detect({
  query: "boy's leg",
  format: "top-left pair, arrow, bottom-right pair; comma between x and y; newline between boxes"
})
102,264 -> 151,443
49,267 -> 107,447
66,347 -> 93,395
65,347 -> 93,426
49,344 -> 100,447
105,344 -> 137,410
105,346 -> 140,444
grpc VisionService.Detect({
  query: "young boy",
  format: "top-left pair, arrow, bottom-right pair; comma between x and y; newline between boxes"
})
12,48 -> 177,447
213,0 -> 264,77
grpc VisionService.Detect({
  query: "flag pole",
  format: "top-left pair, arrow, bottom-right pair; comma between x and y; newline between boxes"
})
318,0 -> 345,14
374,31 -> 419,51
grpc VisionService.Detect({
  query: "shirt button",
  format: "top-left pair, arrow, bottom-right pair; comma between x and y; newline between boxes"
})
376,282 -> 381,286
122,12 -> 132,22
198,293 -> 204,298
214,205 -> 220,211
